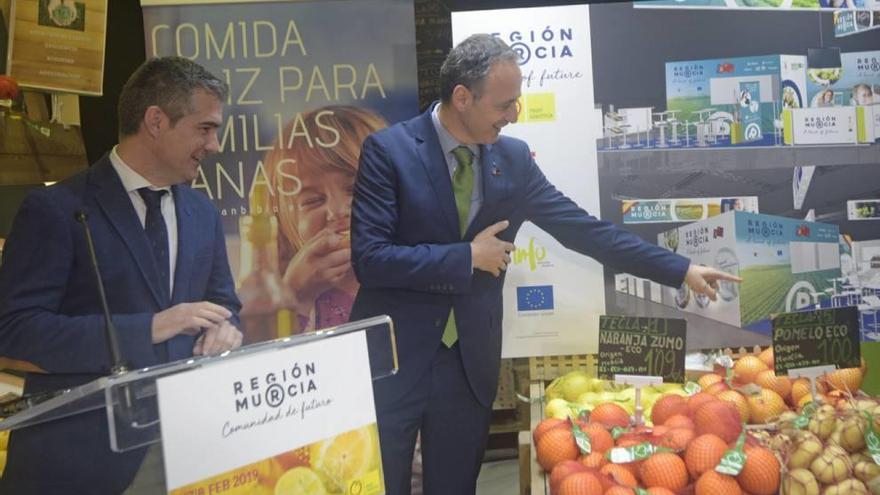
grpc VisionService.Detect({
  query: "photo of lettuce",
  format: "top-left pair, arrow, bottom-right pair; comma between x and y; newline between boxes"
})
674,202 -> 705,220
808,67 -> 842,86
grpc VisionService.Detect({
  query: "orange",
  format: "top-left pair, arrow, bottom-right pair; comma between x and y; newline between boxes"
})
696,470 -> 742,495
536,427 -> 578,472
646,488 -> 676,495
583,422 -> 614,454
650,425 -> 670,439
578,451 -> 608,470
548,459 -> 587,494
736,445 -> 780,495
698,373 -> 724,390
617,462 -> 642,486
601,463 -> 638,488
652,394 -> 689,426
796,393 -> 816,410
591,402 -> 631,429
659,427 -> 695,451
717,390 -> 751,424
734,356 -> 769,384
754,370 -> 792,401
639,452 -> 689,492
790,378 -> 813,406
746,388 -> 788,424
533,417 -> 569,445
824,367 -> 863,393
705,381 -> 732,396
557,471 -> 604,495
758,347 -> 774,369
663,414 -> 695,430
685,433 -> 729,478
605,486 -> 636,495
687,392 -> 721,416
695,400 -> 743,443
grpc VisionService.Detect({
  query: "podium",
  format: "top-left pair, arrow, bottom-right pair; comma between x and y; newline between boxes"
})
0,315 -> 397,493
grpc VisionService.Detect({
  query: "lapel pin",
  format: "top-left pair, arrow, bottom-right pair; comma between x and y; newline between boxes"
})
492,165 -> 502,177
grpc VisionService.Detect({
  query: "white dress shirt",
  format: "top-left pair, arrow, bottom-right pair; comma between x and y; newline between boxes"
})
108,146 -> 178,295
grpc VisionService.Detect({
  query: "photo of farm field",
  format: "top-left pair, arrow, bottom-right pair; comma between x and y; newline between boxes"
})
739,264 -> 838,327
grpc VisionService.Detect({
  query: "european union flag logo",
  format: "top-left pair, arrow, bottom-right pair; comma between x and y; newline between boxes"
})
517,285 -> 554,311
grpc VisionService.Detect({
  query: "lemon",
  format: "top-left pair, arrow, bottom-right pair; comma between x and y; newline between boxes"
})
274,467 -> 327,495
310,426 -> 378,492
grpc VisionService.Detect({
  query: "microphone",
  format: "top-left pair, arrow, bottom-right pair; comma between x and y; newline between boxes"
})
74,210 -> 128,376
0,210 -> 134,419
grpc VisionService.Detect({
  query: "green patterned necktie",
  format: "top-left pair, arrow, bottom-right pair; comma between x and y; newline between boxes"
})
441,146 -> 474,347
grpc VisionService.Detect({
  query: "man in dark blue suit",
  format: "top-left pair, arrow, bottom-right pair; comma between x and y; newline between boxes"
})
350,34 -> 739,495
0,57 -> 242,494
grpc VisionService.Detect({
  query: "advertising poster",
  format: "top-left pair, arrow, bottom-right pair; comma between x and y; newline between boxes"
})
622,197 -> 759,224
739,80 -> 763,141
6,0 -> 107,94
158,332 -> 384,495
664,55 -> 806,144
141,0 -> 419,342
806,50 -> 880,108
452,6 -> 605,357
636,0 -> 880,10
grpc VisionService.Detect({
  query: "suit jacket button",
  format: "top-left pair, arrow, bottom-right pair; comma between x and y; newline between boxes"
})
435,318 -> 442,327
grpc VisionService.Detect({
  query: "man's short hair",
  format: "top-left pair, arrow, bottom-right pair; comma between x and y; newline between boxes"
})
117,56 -> 228,138
439,34 -> 518,103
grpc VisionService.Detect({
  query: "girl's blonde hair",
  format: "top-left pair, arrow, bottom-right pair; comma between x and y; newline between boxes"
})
263,106 -> 386,264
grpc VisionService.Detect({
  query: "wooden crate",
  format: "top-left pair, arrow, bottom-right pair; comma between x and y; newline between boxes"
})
493,358 -> 517,410
522,355 -> 597,495
490,359 -> 531,435
528,354 -> 595,382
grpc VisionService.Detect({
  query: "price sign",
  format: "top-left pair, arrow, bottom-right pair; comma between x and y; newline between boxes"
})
598,316 -> 686,383
772,307 -> 861,375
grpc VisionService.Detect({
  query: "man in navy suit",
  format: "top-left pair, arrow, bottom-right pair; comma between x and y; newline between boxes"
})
350,34 -> 739,495
0,57 -> 242,494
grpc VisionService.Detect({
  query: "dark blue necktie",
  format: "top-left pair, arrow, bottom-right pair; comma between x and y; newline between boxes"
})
138,188 -> 169,300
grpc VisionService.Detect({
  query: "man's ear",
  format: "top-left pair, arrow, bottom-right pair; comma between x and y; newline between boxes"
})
450,84 -> 473,111
143,105 -> 165,138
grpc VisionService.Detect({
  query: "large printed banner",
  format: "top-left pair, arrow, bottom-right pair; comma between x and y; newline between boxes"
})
157,331 -> 384,495
834,10 -> 880,36
141,0 -> 419,342
452,6 -> 605,357
637,0 -> 880,10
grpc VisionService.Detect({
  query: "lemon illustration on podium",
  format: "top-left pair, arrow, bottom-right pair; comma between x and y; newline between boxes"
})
310,425 -> 382,493
274,466 -> 327,495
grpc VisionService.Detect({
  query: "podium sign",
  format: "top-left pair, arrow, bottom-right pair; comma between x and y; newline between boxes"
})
158,331 -> 384,494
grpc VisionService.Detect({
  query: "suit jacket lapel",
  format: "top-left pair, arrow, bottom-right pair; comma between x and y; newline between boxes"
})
411,109 -> 460,239
171,186 -> 194,305
90,157 -> 168,308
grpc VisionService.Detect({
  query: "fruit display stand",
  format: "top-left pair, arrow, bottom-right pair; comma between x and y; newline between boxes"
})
526,345 -> 879,495
523,348 -> 761,495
